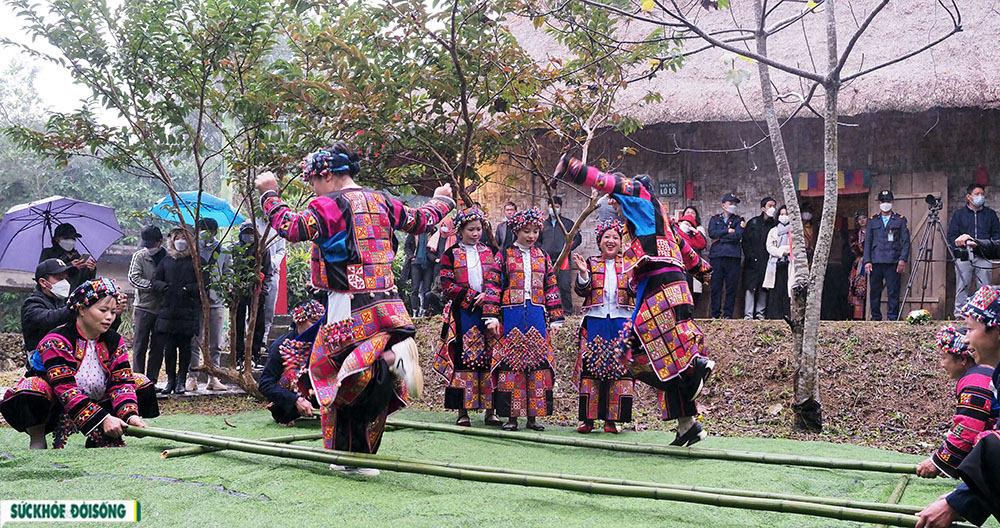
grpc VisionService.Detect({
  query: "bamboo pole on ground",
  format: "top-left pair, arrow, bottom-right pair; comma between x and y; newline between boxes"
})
125,426 -> 953,528
874,476 -> 911,528
161,432 -> 323,458
159,427 -> 929,516
387,419 -> 918,475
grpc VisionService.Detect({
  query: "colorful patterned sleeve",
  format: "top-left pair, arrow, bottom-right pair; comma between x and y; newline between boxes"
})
386,195 -> 456,235
543,253 -> 565,323
932,377 -> 994,478
482,253 -> 501,318
574,258 -> 594,298
41,334 -> 109,436
106,337 -> 139,422
673,219 -> 712,279
439,246 -> 474,308
559,158 -> 653,201
260,190 -> 332,243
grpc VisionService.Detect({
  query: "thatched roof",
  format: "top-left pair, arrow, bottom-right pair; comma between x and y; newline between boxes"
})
509,0 -> 996,124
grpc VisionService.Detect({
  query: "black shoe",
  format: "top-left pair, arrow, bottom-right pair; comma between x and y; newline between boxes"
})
160,378 -> 176,394
669,421 -> 706,447
173,386 -> 186,395
682,356 -> 714,402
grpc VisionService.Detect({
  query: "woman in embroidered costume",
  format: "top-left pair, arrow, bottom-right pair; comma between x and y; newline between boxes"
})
255,142 -> 454,475
0,278 -> 157,449
916,323 -> 998,479
258,300 -> 326,426
571,218 -> 636,434
488,208 -> 563,432
433,207 -> 503,427
552,156 -> 714,446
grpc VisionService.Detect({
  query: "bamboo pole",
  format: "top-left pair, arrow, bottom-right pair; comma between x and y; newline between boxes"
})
125,426 -> 941,528
159,427 -> 928,516
387,419 -> 918,475
874,476 -> 911,528
161,432 -> 323,459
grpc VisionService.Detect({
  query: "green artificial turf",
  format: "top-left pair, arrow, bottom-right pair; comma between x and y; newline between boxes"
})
0,409 -> 992,528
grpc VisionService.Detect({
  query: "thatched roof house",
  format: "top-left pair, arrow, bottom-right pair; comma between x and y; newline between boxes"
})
473,1 -> 997,320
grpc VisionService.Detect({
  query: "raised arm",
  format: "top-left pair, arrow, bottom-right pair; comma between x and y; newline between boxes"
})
385,194 -> 456,236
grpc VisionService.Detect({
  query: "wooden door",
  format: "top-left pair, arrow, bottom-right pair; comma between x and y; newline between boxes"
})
867,173 -> 949,319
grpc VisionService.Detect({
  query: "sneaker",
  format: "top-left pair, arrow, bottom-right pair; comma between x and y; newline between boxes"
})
206,377 -> 227,391
682,356 -> 714,402
185,376 -> 199,393
344,466 -> 380,477
669,421 -> 707,447
388,338 -> 423,399
329,463 -> 347,472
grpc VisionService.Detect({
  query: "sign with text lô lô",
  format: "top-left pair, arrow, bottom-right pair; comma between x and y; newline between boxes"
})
658,180 -> 680,197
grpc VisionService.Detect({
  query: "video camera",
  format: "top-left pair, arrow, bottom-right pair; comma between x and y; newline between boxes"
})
925,194 -> 943,212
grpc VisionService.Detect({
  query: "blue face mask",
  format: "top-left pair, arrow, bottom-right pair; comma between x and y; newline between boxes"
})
972,195 -> 986,207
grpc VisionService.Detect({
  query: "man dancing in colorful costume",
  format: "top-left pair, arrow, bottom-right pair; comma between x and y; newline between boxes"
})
552,156 -> 714,446
255,142 -> 454,475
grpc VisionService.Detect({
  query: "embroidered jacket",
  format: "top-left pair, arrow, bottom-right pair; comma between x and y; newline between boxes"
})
439,243 -> 501,317
933,364 -> 998,478
40,323 -> 139,436
261,188 -> 454,294
493,245 -> 564,322
574,256 -> 635,313
560,160 -> 710,281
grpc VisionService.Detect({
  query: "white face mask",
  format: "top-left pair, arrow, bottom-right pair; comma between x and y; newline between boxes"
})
801,212 -> 813,221
778,215 -> 790,225
49,279 -> 71,299
174,239 -> 189,253
58,239 -> 76,252
765,207 -> 776,218
725,205 -> 737,214
879,202 -> 893,213
679,222 -> 695,234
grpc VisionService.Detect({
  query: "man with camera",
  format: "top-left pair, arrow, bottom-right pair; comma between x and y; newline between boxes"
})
863,190 -> 910,321
948,183 -> 1000,318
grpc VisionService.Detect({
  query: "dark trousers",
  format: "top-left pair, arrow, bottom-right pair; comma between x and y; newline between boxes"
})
710,257 -> 741,319
235,294 -> 267,363
408,263 -> 434,313
556,268 -> 573,315
869,263 -> 901,321
147,332 -> 192,383
131,308 -> 160,376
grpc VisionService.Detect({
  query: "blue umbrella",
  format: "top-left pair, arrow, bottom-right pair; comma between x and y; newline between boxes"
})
150,191 -> 245,229
0,195 -> 124,272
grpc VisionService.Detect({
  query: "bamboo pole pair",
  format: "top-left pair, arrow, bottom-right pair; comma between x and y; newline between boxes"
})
162,432 -> 323,458
128,426 -> 959,528
386,419 -> 918,474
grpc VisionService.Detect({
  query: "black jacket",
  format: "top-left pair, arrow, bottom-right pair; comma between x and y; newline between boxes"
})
152,248 -> 204,336
20,289 -> 74,354
947,205 -> 1000,250
38,246 -> 96,291
539,215 -> 582,260
741,214 -> 776,289
972,238 -> 1000,260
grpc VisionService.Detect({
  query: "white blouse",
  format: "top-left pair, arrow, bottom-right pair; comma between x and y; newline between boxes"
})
461,243 -> 483,293
75,339 -> 108,400
513,242 -> 533,298
578,259 -> 633,320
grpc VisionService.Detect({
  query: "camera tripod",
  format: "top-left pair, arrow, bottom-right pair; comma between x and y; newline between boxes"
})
896,199 -> 955,320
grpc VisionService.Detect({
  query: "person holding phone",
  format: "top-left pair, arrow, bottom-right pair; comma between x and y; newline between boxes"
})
39,223 -> 97,291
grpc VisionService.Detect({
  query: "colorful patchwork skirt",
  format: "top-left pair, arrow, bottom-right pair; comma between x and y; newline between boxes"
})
574,315 -> 634,422
434,302 -> 495,410
492,302 -> 555,418
0,371 -> 159,447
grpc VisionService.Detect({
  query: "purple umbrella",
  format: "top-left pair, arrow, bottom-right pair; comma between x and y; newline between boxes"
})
0,195 -> 124,272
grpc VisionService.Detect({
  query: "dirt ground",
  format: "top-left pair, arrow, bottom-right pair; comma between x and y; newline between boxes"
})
0,319 -> 954,454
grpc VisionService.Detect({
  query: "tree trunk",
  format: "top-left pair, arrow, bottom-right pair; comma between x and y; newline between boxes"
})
753,0 -> 818,430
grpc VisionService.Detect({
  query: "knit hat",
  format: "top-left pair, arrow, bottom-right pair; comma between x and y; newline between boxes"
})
961,286 -> 1000,327
67,277 -> 126,312
935,325 -> 972,356
509,208 -> 544,233
454,207 -> 489,233
291,299 -> 326,325
595,218 -> 625,243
